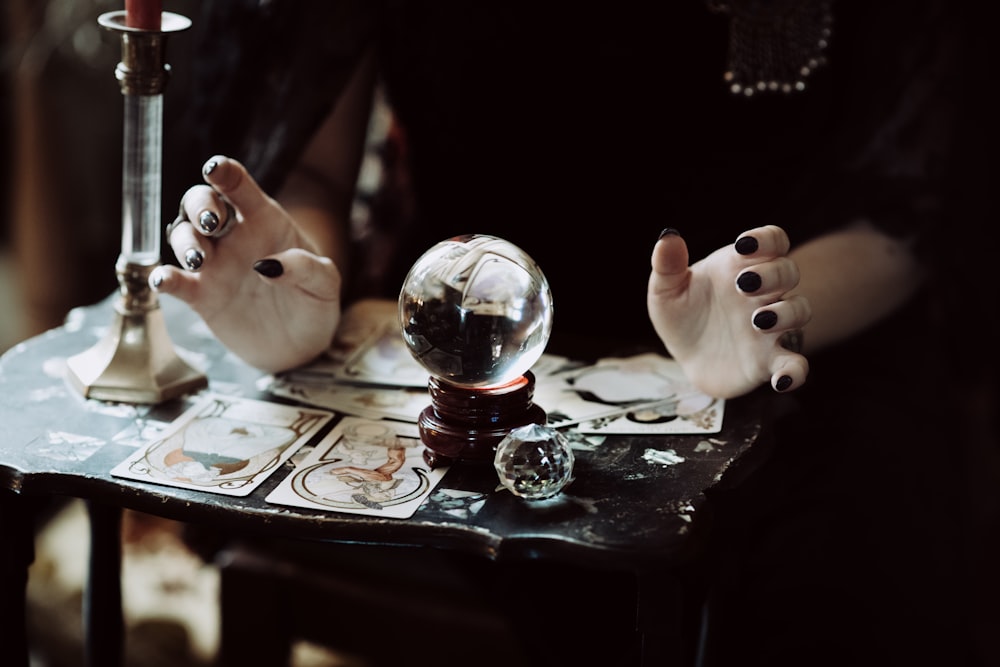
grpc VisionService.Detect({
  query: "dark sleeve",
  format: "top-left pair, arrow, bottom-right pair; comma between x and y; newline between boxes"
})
802,0 -> 972,256
181,0 -> 377,194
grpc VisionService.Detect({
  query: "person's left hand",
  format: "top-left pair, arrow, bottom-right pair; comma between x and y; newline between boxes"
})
647,226 -> 811,399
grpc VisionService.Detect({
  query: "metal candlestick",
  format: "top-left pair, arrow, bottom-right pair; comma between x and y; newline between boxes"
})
66,10 -> 207,404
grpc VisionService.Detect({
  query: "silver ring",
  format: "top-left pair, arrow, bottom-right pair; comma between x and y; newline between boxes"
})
214,202 -> 237,238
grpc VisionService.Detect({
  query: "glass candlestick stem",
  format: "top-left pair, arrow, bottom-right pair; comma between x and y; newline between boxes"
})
109,9 -> 184,263
121,93 -> 163,265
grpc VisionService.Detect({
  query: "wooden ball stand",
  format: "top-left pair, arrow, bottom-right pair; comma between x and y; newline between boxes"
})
418,371 -> 546,468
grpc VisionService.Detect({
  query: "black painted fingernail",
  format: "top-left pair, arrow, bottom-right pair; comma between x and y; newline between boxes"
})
775,375 -> 793,392
150,270 -> 164,289
753,310 -> 778,330
203,160 -> 218,176
184,248 -> 204,271
658,228 -> 680,240
198,210 -> 219,234
737,271 -> 762,293
735,236 -> 758,255
253,259 -> 284,278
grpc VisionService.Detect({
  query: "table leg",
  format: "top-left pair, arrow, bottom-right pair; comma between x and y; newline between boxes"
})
0,490 -> 34,667
636,568 -> 701,667
217,545 -> 295,667
84,501 -> 123,667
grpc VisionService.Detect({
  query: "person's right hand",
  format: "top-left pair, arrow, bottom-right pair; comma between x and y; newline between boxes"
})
150,156 -> 342,373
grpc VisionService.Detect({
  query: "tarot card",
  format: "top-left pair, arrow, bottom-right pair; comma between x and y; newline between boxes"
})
262,325 -> 575,422
572,393 -> 724,434
265,374 -> 431,422
334,320 -> 429,388
534,353 -> 725,433
266,417 -> 447,519
110,394 -> 334,496
528,353 -> 583,379
258,283 -> 582,424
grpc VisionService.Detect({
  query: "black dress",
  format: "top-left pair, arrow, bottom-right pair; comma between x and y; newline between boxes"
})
178,1 -> 998,665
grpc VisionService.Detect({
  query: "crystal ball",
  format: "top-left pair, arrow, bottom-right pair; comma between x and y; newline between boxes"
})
398,234 -> 553,388
494,424 -> 575,500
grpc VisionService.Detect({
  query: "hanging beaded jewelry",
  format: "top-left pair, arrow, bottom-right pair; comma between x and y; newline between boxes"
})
707,0 -> 833,96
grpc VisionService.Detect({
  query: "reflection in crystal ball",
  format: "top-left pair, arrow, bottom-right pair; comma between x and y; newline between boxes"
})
398,234 -> 553,388
494,424 -> 575,500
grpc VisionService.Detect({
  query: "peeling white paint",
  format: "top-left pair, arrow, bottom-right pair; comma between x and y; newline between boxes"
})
642,448 -> 685,466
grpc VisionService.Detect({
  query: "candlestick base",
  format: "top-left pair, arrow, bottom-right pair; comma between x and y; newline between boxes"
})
66,259 -> 207,404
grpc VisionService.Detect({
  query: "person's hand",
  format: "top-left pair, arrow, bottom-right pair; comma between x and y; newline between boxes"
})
150,156 -> 342,373
647,226 -> 811,399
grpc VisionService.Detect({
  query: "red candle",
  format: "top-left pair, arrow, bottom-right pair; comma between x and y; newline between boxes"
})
125,0 -> 162,30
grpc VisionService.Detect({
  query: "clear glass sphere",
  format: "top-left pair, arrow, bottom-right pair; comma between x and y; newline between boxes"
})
494,424 -> 575,500
398,234 -> 553,388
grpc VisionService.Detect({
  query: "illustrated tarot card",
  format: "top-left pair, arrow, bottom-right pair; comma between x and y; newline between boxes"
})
266,417 -> 448,519
334,328 -> 580,387
110,393 -> 334,496
534,352 -> 725,433
265,374 -> 431,423
262,320 -> 576,422
258,290 -> 584,425
572,394 -> 724,434
333,320 -> 430,388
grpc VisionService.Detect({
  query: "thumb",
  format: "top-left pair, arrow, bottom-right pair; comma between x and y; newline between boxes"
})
648,228 -> 691,298
253,248 -> 342,301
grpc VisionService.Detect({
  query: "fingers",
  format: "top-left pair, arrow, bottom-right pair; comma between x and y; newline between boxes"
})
252,248 -> 341,301
201,155 -> 273,220
179,166 -> 240,238
754,295 -> 812,392
180,187 -> 236,238
734,225 -> 790,259
168,155 -> 262,271
166,214 -> 207,271
751,294 -> 811,333
169,189 -> 232,272
172,154 -> 265,246
148,264 -> 202,303
736,226 -> 810,392
733,225 -> 798,297
735,257 -> 800,297
196,201 -> 237,238
152,249 -> 342,304
770,350 -> 809,393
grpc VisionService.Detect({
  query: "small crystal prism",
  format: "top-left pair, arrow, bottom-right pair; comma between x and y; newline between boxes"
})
494,423 -> 574,500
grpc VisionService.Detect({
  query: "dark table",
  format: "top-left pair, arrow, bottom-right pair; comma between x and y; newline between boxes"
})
0,294 -> 768,667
